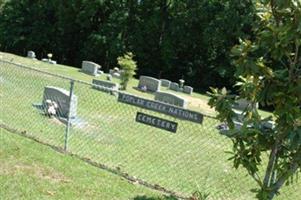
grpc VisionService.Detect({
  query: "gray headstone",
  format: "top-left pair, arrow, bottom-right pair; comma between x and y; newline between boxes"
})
169,82 -> 179,91
42,86 -> 77,118
233,98 -> 259,111
82,61 -> 101,76
155,91 -> 188,108
138,76 -> 161,92
27,51 -> 36,59
160,79 -> 171,87
109,68 -> 124,79
92,79 -> 119,91
183,86 -> 193,95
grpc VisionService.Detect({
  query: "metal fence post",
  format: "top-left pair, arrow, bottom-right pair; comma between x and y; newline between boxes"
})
64,80 -> 75,151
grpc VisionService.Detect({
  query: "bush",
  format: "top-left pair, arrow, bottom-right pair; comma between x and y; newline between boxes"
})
118,52 -> 137,90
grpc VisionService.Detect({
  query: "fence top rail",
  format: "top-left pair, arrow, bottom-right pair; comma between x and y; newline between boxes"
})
0,59 -> 217,119
0,59 -> 91,85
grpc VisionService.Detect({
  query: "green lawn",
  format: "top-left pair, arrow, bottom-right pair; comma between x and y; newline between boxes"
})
0,128 -> 169,200
0,52 -> 299,200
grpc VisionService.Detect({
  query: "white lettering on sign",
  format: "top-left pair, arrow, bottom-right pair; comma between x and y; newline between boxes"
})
136,112 -> 178,133
118,93 -> 203,124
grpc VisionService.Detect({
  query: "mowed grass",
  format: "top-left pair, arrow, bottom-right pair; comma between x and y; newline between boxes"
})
0,52 -> 299,200
0,128 -> 166,200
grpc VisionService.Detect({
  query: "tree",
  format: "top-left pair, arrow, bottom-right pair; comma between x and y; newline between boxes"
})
0,0 -> 58,57
208,1 -> 301,199
118,52 -> 137,90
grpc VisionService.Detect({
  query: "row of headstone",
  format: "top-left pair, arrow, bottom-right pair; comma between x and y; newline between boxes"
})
42,86 -> 78,119
232,99 -> 274,129
27,51 -> 57,64
155,91 -> 188,108
160,79 -> 193,95
218,99 -> 274,133
138,76 -> 194,95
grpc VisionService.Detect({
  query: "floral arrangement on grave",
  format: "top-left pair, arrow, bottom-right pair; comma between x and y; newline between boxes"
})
117,52 -> 137,90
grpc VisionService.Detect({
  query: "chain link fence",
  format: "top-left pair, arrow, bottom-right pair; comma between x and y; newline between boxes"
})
0,60 -> 299,200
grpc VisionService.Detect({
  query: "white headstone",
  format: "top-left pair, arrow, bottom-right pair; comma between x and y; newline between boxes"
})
42,86 -> 77,118
82,61 -> 101,76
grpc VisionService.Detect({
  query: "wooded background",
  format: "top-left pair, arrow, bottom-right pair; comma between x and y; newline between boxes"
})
0,0 -> 255,92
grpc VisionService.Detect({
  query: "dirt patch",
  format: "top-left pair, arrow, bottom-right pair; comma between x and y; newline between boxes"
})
0,161 -> 70,184
185,96 -> 216,115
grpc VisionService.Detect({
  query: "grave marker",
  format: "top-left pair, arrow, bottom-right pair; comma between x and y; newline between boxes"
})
82,61 -> 101,76
169,82 -> 179,91
92,79 -> 119,93
183,86 -> 193,95
160,79 -> 171,87
42,86 -> 77,118
138,76 -> 161,92
155,91 -> 188,108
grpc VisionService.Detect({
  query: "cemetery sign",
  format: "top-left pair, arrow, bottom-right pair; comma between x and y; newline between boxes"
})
118,93 -> 203,124
136,112 -> 178,133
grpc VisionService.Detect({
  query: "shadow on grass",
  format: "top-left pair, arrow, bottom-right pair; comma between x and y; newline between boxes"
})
132,86 -> 156,95
133,195 -> 178,200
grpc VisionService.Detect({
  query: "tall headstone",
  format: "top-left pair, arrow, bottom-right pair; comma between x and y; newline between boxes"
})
42,86 -> 77,118
81,61 -> 101,76
138,76 -> 161,92
155,91 -> 188,108
183,86 -> 193,95
169,82 -> 179,91
160,79 -> 171,87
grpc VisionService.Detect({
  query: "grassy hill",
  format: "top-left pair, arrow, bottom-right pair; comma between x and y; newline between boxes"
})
0,52 -> 299,200
0,128 -> 168,200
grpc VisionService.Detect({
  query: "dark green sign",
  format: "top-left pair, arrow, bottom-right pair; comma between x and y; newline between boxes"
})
118,93 -> 203,124
136,112 -> 178,133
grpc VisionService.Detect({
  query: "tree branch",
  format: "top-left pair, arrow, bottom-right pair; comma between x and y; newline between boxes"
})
268,162 -> 299,200
263,143 -> 278,188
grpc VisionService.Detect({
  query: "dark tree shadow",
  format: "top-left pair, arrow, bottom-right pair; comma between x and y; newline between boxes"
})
133,195 -> 178,200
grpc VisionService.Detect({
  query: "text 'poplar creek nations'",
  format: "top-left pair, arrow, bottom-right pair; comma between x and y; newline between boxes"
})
118,93 -> 203,124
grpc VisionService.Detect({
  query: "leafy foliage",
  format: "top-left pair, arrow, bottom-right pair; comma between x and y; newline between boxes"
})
0,0 -> 255,91
208,1 -> 301,199
118,52 -> 137,90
